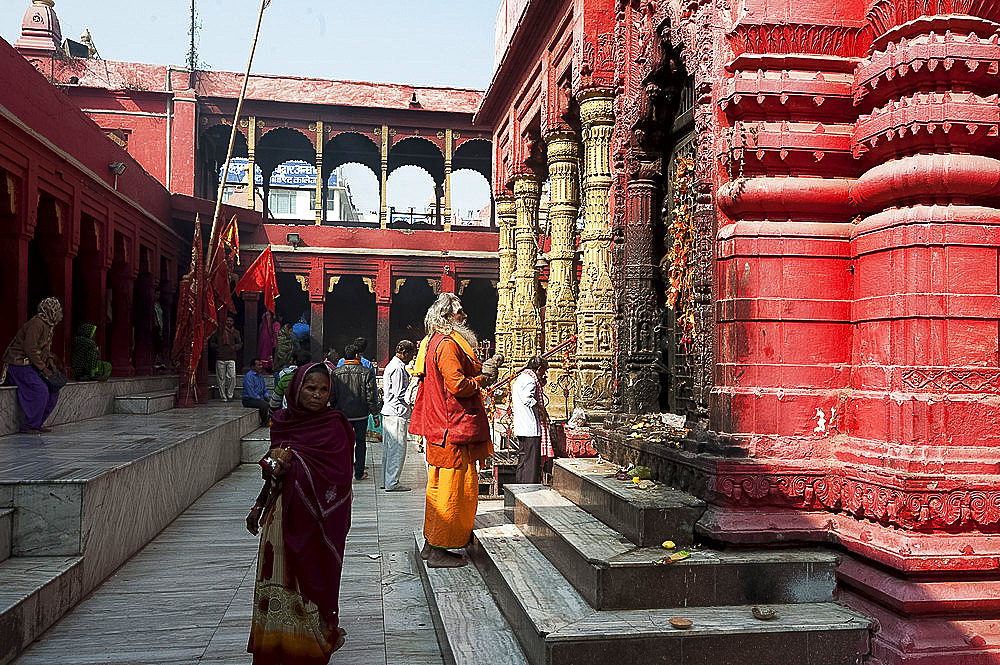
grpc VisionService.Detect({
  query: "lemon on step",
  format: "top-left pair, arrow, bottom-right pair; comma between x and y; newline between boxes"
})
661,540 -> 676,549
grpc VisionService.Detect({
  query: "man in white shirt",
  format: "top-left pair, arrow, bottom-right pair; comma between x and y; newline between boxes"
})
511,356 -> 548,484
381,339 -> 417,491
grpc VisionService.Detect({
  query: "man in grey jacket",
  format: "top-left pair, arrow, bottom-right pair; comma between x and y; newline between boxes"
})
332,342 -> 382,480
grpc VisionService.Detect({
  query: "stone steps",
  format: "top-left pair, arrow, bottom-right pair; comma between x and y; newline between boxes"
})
113,390 -> 175,415
414,532 -> 529,665
0,508 -> 11,563
552,457 -> 706,547
241,426 -> 270,464
508,484 -> 839,610
0,403 -> 258,664
0,556 -> 83,665
471,523 -> 872,665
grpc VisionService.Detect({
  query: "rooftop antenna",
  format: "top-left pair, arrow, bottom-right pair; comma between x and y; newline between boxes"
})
187,0 -> 197,89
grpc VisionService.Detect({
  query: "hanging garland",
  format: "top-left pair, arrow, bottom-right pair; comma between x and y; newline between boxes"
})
665,154 -> 696,346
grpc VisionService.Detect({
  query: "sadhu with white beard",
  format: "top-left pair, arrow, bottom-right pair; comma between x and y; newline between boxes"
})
410,292 -> 503,567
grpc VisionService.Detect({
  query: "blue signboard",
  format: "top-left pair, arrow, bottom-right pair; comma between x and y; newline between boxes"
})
221,158 -> 338,188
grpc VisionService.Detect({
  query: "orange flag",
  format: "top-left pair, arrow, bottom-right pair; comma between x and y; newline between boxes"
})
235,245 -> 279,313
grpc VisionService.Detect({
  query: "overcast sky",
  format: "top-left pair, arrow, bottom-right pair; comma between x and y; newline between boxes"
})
2,1 -> 499,214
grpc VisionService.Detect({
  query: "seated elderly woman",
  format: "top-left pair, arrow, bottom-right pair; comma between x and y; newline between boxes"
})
1,298 -> 65,434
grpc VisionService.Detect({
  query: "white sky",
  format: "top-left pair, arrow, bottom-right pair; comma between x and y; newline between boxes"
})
2,0 -> 499,216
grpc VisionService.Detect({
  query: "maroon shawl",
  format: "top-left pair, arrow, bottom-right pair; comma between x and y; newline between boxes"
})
266,363 -> 355,620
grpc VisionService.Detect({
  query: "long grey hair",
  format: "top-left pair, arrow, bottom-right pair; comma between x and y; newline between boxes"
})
424,292 -> 477,346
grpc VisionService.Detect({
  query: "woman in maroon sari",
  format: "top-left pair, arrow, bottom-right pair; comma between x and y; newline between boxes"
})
247,362 -> 354,664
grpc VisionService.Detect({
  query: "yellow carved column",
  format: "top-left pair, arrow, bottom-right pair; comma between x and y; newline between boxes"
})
314,121 -> 323,225
494,195 -> 517,360
246,115 -> 257,209
379,124 -> 389,229
510,175 -> 543,367
444,129 -> 453,231
543,131 -> 581,419
575,89 -> 616,411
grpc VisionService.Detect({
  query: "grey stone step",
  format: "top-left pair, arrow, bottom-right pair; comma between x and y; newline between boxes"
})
0,556 -> 83,665
113,390 -> 175,415
553,457 -> 706,547
0,509 -> 11,563
508,485 -> 838,610
414,532 -> 529,665
241,427 -> 271,464
471,523 -> 871,665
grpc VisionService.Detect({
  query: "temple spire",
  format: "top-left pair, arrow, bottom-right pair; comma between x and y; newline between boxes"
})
15,0 -> 63,55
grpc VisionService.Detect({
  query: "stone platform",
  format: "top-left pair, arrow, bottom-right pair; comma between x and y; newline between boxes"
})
420,457 -> 873,665
0,400 -> 258,665
0,375 -> 177,436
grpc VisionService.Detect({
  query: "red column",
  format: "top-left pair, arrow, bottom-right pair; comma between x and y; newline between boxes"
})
108,262 -> 136,377
375,261 -> 392,369
243,292 -> 260,371
0,232 -> 31,346
308,261 -> 325,361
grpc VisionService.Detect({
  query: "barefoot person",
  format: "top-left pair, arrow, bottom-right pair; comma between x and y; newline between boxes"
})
246,362 -> 354,663
2,297 -> 65,434
411,293 -> 502,568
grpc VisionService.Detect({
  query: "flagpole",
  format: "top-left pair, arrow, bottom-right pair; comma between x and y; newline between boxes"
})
207,0 -> 269,267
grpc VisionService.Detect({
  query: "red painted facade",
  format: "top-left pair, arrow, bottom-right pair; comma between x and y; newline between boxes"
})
481,0 -> 1000,663
8,1 -> 498,370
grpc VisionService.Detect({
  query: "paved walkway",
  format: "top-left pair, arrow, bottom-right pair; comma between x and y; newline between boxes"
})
14,436 -> 462,665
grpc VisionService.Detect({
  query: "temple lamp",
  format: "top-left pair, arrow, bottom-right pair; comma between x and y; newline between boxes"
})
286,232 -> 301,249
108,161 -> 127,189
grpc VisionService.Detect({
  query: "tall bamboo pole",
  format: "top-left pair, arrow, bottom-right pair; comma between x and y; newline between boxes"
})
207,0 -> 268,266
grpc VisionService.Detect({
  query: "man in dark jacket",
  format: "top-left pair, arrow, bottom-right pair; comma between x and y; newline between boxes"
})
332,343 -> 382,480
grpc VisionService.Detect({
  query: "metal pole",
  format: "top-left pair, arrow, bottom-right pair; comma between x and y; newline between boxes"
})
207,0 -> 268,267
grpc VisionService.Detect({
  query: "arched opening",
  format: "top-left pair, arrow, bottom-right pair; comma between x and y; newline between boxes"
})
220,159 -> 263,209
461,278 -> 498,355
450,168 -> 492,226
26,193 -> 63,318
198,124 -> 248,200
266,159 -> 316,222
339,163 -> 380,224
389,277 -> 436,351
452,138 -> 492,183
322,133 -> 380,226
256,128 -> 315,221
386,165 -> 437,228
325,276 -> 376,361
72,214 -> 102,337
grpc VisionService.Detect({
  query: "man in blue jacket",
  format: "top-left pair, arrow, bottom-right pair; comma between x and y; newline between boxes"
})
242,358 -> 270,426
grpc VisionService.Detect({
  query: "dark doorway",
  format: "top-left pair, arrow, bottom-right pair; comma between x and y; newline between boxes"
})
390,277 -> 436,349
462,279 -> 498,355
325,276 -> 376,361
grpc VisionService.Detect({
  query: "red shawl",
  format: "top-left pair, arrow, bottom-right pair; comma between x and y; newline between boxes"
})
267,363 -> 355,620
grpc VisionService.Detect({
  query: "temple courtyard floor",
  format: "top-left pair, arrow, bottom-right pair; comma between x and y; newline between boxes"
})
12,433 -> 474,665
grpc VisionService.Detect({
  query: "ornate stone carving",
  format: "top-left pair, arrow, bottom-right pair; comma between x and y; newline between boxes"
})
494,195 -> 517,360
543,131 -> 581,419
510,176 -> 543,366
576,89 -> 617,412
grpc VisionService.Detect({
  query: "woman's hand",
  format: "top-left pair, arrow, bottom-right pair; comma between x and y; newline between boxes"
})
246,505 -> 263,535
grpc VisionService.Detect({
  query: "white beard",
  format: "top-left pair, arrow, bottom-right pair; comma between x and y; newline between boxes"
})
451,322 -> 478,348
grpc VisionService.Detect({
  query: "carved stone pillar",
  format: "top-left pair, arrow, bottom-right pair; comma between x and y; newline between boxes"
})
379,124 -> 389,229
494,195 -> 517,360
543,132 -> 580,419
443,129 -> 453,230
510,175 -> 542,367
314,121 -> 324,225
618,155 -> 661,414
575,89 -> 616,412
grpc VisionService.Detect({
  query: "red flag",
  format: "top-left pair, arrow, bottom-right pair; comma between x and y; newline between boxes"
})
235,245 -> 279,313
220,215 -> 240,266
207,217 -> 237,322
172,219 -> 214,404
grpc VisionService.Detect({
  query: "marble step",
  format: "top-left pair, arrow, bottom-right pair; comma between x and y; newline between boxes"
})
0,509 -> 11,563
0,556 -> 83,665
241,427 -> 271,464
113,390 -> 175,415
414,532 -> 529,665
553,457 -> 706,547
471,523 -> 872,665
508,484 -> 838,610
